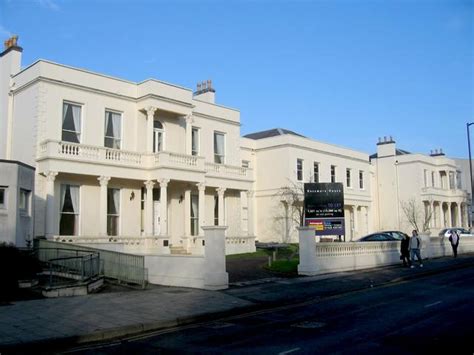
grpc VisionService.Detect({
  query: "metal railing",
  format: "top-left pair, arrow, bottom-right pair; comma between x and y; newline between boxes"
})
36,239 -> 148,288
35,247 -> 102,288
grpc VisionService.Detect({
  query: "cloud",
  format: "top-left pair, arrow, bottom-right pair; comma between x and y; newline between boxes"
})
36,0 -> 60,11
0,25 -> 12,38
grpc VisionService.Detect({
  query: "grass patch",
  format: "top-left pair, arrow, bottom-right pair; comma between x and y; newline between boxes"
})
226,249 -> 268,260
265,259 -> 299,274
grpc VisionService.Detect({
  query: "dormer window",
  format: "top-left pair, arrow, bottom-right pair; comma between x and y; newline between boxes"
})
153,121 -> 164,153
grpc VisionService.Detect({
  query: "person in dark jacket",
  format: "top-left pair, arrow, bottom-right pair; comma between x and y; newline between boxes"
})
449,229 -> 460,258
400,233 -> 411,267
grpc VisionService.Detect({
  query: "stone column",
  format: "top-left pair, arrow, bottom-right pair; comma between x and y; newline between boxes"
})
431,201 -> 436,228
297,227 -> 318,275
457,203 -> 462,227
202,226 -> 229,290
45,171 -> 58,238
441,203 -> 447,227
158,179 -> 169,236
197,183 -> 206,236
98,176 -> 111,236
185,114 -> 194,155
144,180 -> 155,236
217,187 -> 226,226
246,190 -> 255,236
145,106 -> 157,153
352,205 -> 359,241
447,203 -> 452,227
184,188 -> 191,236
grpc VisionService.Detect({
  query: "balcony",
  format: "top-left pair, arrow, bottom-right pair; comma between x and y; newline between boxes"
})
37,140 -> 251,180
421,186 -> 467,199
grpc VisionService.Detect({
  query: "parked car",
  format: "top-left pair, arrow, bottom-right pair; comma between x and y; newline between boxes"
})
381,231 -> 408,241
357,232 -> 399,242
439,228 -> 473,238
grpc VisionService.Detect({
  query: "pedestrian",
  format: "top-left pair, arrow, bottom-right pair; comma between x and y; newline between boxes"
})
400,233 -> 411,267
409,230 -> 423,268
449,229 -> 460,258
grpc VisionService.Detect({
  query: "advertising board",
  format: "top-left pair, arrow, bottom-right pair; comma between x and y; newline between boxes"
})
304,182 -> 345,236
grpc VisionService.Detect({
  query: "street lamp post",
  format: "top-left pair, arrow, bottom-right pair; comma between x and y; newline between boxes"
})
467,122 -> 474,229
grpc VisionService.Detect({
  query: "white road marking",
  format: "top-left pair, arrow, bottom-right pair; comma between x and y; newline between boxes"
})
424,301 -> 442,308
278,347 -> 300,355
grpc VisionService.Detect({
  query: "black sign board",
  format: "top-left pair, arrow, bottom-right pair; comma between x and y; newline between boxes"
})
304,183 -> 345,236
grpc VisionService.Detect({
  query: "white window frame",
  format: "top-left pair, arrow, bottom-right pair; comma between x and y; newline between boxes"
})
214,195 -> 219,226
214,131 -> 226,164
153,121 -> 165,153
359,170 -> 365,190
0,186 -> 6,209
19,189 -> 30,215
104,109 -> 122,150
297,159 -> 304,181
313,162 -> 319,183
107,188 -> 121,236
190,193 -> 199,236
346,168 -> 352,188
61,101 -> 83,143
59,184 -> 81,236
331,165 -> 336,183
191,126 -> 200,156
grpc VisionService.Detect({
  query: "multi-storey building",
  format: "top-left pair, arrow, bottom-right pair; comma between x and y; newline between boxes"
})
0,38 -> 255,254
1,37 -> 471,250
241,129 -> 373,242
371,137 -> 468,235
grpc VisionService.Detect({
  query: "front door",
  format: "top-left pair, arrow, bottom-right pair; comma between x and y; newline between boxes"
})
154,200 -> 161,235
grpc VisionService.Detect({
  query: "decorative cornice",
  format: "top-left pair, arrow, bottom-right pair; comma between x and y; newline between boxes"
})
192,112 -> 241,127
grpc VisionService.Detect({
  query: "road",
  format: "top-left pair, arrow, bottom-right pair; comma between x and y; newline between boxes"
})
67,267 -> 474,354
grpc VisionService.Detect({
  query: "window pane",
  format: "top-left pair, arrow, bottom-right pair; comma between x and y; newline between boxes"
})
62,130 -> 80,143
0,188 -> 4,206
192,128 -> 199,155
62,104 -> 76,131
107,189 -> 120,214
107,216 -> 119,236
60,214 -> 76,235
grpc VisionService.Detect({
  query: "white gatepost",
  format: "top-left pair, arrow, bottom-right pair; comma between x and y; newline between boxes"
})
202,226 -> 228,290
297,226 -> 318,275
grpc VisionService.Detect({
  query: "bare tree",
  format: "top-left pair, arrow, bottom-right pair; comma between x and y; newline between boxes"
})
276,180 -> 306,228
400,198 -> 433,233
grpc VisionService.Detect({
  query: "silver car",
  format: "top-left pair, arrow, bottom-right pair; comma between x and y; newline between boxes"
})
439,228 -> 473,238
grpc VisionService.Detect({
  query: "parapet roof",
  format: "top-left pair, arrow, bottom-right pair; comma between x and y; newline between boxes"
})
369,148 -> 411,160
243,128 -> 305,140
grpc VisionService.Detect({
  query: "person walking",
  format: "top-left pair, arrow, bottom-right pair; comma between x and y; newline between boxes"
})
400,233 -> 411,267
409,230 -> 423,268
449,229 -> 460,258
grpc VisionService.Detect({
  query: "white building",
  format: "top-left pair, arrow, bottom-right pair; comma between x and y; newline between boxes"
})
241,129 -> 373,243
0,38 -> 255,255
1,36 -> 470,252
371,137 -> 468,235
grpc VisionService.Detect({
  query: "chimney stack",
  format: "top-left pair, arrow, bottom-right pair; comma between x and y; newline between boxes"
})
193,78 -> 216,103
430,148 -> 445,157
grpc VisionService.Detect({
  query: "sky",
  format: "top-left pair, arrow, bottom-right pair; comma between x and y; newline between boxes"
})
1,0 -> 473,158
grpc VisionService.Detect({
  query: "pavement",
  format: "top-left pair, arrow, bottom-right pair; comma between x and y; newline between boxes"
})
1,254 -> 474,353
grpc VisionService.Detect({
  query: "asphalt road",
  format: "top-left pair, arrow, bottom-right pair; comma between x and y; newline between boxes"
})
67,267 -> 474,354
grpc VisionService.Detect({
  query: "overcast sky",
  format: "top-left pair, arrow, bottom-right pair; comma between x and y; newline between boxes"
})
1,0 -> 472,158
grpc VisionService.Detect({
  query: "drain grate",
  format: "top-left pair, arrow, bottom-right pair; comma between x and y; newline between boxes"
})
291,321 -> 326,329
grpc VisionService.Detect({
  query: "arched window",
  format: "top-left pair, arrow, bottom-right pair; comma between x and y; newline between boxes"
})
153,121 -> 164,152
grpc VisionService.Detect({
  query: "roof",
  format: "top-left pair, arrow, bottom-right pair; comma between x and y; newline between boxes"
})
243,128 -> 306,140
370,148 -> 411,160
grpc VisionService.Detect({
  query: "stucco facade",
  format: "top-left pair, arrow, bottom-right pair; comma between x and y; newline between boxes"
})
241,129 -> 373,243
1,42 -> 255,254
371,138 -> 468,235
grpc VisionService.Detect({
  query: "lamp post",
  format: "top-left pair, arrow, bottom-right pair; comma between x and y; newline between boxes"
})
467,122 -> 474,229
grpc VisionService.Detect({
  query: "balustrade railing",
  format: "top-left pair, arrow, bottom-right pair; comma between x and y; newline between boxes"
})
38,140 -> 249,178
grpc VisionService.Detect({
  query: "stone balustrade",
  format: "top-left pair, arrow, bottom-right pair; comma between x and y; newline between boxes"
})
38,139 -> 250,178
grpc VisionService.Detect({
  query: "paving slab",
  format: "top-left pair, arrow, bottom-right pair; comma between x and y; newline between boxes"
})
0,254 -> 473,352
